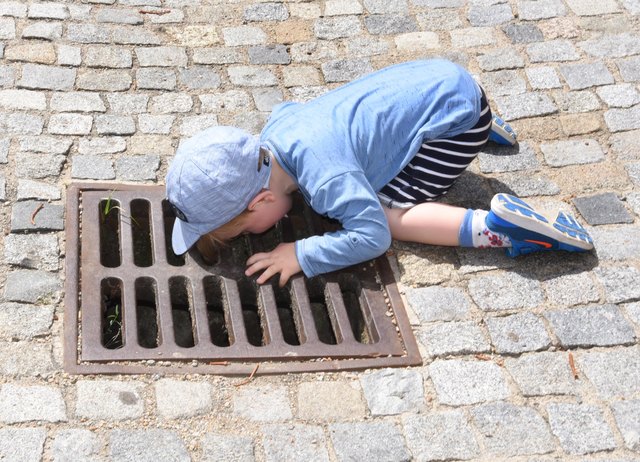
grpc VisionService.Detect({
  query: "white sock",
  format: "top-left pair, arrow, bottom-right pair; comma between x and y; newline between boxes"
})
471,210 -> 512,248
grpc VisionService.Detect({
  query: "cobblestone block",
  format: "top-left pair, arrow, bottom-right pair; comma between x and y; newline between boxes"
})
546,305 -> 636,348
0,302 -> 54,339
252,88 -> 283,112
165,25 -> 219,47
244,3 -> 288,21
110,430 -> 189,462
0,384 -> 66,423
579,346 -> 640,399
605,106 -> 640,132
179,115 -> 218,137
494,93 -> 557,120
0,137 -> 6,163
199,91 -> 251,113
76,380 -> 144,420
469,272 -> 544,311
193,47 -> 243,65
85,45 -> 132,68
71,155 -> 115,180
450,27 -> 495,48
0,342 -> 54,375
136,68 -> 175,90
628,192 -> 640,217
297,381 -> 365,420
16,153 -> 64,178
418,321 -> 490,357
502,23 -> 543,43
290,42 -> 339,63
146,8 -> 183,24
115,155 -> 159,181
486,312 -> 551,354
591,226 -> 640,261
150,94 -> 192,114
0,89 -> 46,110
4,269 -> 61,303
95,115 -> 135,135
49,113 -> 93,135
232,112 -> 268,135
178,67 -> 222,90
480,70 -> 526,96
128,135 -> 172,155
595,266 -> 640,303
112,26 -> 160,45
66,24 -> 110,44
526,40 -> 579,63
0,65 -> 15,87
478,48 -> 524,71
617,55 -> 640,82
330,422 -> 411,461
107,94 -> 148,114
228,65 -> 277,87
0,113 -> 43,134
262,424 -> 329,462
4,233 -> 59,271
541,139 -> 604,167
627,302 -> 640,328
222,26 -> 266,46
155,379 -> 212,419
135,46 -> 187,67
560,62 -> 614,90
489,173 -> 560,197
429,359 -> 510,405
5,43 -> 56,63
573,193 -> 633,225
622,0 -> 640,13
28,3 -> 68,19
321,58 -> 372,82
233,386 -> 292,422
567,0 -> 620,14
11,201 -> 64,232
554,90 -> 601,113
79,137 -> 126,154
18,64 -> 75,91
289,3 -> 321,18
413,0 -> 465,5
547,403 -> 616,455
471,402 -> 555,456
525,66 -> 562,90
360,368 -> 423,415
288,86 -> 329,102
544,272 -> 599,307
325,0 -> 363,16
96,7 -> 143,24
0,174 -> 4,201
16,180 -> 60,201
201,434 -> 255,462
505,352 -> 578,396
394,31 -> 439,52
415,10 -> 461,31
0,17 -> 14,39
468,2 -> 513,26
364,0 -> 408,13
404,286 -> 471,322
579,33 -> 640,58
518,0 -> 566,19
283,66 -> 321,87
249,45 -> 290,65
139,115 -> 174,134
77,69 -> 132,91
403,410 -> 480,461
50,92 -> 106,113
0,428 -> 46,462
611,400 -> 640,451
58,45 -> 82,66
597,84 -> 640,108
314,16 -> 361,39
0,2 -> 27,17
628,162 -> 640,186
52,429 -> 101,462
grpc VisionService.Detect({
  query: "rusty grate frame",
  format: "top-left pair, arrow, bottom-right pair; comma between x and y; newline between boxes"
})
64,182 -> 421,375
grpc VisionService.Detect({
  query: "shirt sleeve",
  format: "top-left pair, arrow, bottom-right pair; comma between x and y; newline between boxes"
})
294,171 -> 392,277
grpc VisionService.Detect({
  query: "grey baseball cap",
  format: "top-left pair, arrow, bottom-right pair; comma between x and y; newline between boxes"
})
166,126 -> 271,255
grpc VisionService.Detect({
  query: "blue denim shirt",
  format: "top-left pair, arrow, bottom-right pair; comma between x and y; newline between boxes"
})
260,59 -> 481,277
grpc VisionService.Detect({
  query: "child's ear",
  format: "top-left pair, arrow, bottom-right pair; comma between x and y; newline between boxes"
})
247,189 -> 273,210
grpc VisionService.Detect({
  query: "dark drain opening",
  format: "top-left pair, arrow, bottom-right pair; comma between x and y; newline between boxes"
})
274,286 -> 300,346
169,276 -> 195,348
101,277 -> 124,349
136,277 -> 160,349
238,279 -> 265,347
131,199 -> 153,267
99,199 -> 121,268
307,279 -> 337,345
162,200 -> 185,267
338,275 -> 373,345
203,276 -> 231,347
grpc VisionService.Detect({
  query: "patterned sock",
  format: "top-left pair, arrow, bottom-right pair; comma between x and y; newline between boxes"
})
459,209 -> 512,248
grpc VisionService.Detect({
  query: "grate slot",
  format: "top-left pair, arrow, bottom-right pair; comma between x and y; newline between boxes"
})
306,278 -> 338,345
135,277 -> 160,349
161,200 -> 185,267
169,276 -> 196,348
238,279 -> 264,347
337,275 -> 373,344
101,277 -> 124,349
99,199 -> 121,268
258,284 -> 282,345
131,199 -> 154,267
223,278 -> 249,346
273,285 -> 300,346
203,276 -> 231,347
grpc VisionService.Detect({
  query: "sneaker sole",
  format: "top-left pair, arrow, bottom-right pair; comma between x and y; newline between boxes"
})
489,116 -> 517,146
490,194 -> 594,251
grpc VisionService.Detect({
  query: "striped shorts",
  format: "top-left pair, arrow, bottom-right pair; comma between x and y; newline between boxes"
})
378,89 -> 492,209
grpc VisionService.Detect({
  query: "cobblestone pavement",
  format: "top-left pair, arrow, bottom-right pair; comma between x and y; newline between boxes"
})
0,0 -> 639,460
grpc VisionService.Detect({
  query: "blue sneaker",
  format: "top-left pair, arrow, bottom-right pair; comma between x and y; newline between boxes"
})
486,194 -> 594,257
488,115 -> 517,146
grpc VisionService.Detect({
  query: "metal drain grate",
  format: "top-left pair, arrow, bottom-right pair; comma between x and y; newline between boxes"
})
64,183 -> 421,375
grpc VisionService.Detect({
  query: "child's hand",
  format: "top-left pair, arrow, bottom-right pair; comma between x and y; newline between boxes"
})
245,242 -> 301,287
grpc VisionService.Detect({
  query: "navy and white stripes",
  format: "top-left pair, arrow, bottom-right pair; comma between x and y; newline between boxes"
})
379,90 -> 492,208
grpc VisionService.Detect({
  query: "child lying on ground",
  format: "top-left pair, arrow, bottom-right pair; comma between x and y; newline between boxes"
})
166,59 -> 593,287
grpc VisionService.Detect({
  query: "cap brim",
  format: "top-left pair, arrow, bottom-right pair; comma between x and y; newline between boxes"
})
171,217 -> 201,255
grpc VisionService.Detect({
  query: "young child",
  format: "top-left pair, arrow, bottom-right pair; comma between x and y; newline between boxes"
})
166,59 -> 593,287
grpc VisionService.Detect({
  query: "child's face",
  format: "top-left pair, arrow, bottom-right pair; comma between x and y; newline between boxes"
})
242,192 -> 293,236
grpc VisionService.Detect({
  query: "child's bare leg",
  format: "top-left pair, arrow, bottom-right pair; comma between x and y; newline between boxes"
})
383,202 -> 467,246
